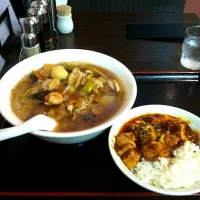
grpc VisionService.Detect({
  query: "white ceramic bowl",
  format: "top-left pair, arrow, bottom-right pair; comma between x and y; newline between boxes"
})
109,105 -> 200,196
0,49 -> 137,144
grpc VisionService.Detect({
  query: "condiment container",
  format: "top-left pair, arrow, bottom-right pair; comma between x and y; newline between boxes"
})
21,33 -> 41,59
27,7 -> 54,51
31,0 -> 49,9
19,16 -> 46,52
56,5 -> 73,34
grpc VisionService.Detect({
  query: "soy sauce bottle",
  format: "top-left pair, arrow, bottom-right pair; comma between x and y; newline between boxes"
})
27,7 -> 54,51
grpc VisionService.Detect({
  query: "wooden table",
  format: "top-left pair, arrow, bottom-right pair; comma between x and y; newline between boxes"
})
1,13 -> 199,77
0,13 -> 200,199
59,13 -> 200,73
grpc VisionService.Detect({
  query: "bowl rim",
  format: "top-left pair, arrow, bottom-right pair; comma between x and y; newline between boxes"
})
0,49 -> 137,138
108,104 -> 200,196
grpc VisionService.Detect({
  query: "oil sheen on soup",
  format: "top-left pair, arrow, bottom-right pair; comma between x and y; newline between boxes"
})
11,62 -> 126,132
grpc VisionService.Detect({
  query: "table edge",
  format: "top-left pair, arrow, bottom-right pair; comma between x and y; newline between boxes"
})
0,192 -> 199,197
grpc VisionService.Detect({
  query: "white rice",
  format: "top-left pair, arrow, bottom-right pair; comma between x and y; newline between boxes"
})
131,141 -> 200,189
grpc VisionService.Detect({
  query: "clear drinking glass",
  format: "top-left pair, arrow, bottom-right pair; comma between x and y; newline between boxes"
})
181,25 -> 200,70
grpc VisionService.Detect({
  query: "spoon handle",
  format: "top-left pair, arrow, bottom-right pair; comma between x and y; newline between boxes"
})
0,119 -> 37,141
0,115 -> 56,141
0,115 -> 48,141
0,125 -> 31,141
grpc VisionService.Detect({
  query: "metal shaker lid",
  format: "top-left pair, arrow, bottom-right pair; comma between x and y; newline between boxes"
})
31,16 -> 42,32
19,16 -> 42,33
27,7 -> 49,24
31,0 -> 48,9
21,33 -> 39,48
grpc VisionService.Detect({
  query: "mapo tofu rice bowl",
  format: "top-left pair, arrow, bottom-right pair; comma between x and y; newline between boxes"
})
0,49 -> 137,144
109,105 -> 200,196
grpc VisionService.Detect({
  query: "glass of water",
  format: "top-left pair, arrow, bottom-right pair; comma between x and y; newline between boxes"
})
181,25 -> 200,70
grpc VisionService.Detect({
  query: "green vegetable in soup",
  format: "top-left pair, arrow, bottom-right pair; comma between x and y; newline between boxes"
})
81,81 -> 96,94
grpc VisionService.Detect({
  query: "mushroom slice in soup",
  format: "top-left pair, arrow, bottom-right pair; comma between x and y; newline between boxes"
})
73,95 -> 93,113
24,84 -> 42,96
108,79 -> 115,90
113,79 -> 120,93
108,79 -> 120,93
68,68 -> 83,87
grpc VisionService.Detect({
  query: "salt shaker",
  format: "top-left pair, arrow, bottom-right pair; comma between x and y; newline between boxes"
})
20,33 -> 41,59
31,0 -> 49,8
56,5 -> 73,34
19,16 -> 46,52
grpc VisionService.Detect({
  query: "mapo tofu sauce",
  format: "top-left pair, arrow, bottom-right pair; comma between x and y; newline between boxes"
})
11,62 -> 126,132
114,114 -> 198,169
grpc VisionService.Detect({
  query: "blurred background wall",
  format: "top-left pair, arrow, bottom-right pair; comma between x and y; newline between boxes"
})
184,0 -> 200,17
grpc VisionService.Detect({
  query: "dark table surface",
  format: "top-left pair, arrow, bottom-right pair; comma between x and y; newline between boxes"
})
1,13 -> 200,77
0,13 -> 200,198
59,13 -> 200,73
